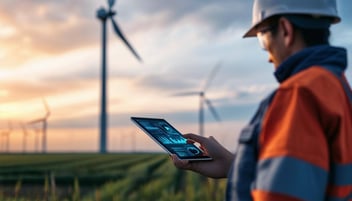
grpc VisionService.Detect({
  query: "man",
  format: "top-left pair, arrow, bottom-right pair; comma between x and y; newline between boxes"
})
172,0 -> 352,200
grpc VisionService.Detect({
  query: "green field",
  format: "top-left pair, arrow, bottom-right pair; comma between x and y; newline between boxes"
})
0,153 -> 226,201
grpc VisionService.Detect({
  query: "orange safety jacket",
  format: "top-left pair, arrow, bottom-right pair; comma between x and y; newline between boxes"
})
226,45 -> 352,201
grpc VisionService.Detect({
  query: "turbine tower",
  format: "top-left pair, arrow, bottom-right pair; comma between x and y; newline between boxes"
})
96,0 -> 142,153
27,99 -> 50,153
175,63 -> 222,136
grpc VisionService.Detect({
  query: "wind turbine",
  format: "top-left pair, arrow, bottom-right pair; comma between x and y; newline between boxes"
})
1,121 -> 12,152
33,127 -> 41,152
174,63 -> 222,136
96,0 -> 142,153
20,123 -> 29,153
27,99 -> 50,153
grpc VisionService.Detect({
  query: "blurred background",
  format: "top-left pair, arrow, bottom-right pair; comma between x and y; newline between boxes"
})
0,0 -> 351,154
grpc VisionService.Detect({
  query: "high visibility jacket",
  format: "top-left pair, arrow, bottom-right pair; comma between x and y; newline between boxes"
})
226,45 -> 352,201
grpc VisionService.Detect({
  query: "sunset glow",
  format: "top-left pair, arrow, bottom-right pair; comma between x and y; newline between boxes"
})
0,0 -> 351,152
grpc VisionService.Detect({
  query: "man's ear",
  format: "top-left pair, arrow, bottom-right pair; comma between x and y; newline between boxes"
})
279,17 -> 295,48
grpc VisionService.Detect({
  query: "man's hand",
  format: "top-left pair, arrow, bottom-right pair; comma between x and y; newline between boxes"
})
171,133 -> 235,179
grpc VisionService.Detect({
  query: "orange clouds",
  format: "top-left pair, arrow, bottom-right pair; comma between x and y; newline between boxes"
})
0,1 -> 99,69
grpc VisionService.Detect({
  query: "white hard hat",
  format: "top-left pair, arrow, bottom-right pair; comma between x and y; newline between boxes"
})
243,0 -> 341,38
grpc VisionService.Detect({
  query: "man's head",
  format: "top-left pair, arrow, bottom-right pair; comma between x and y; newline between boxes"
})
244,0 -> 341,68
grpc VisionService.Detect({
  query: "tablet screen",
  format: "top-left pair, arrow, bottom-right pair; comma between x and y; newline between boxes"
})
131,117 -> 212,161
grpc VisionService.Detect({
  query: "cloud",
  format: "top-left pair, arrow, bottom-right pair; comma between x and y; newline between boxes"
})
117,0 -> 253,47
0,0 -> 351,130
0,0 -> 100,68
132,74 -> 196,93
0,0 -> 252,69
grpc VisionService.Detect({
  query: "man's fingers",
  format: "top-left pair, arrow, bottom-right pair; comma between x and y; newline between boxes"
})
183,133 -> 208,144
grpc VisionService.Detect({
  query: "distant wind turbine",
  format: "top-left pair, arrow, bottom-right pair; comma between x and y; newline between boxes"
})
0,121 -> 12,152
96,0 -> 142,153
174,63 -> 222,136
20,123 -> 29,153
33,127 -> 41,152
27,99 -> 50,153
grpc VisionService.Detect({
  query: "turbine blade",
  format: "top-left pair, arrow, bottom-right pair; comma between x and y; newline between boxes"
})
42,98 -> 51,117
172,91 -> 200,97
204,98 -> 221,122
108,0 -> 116,9
203,61 -> 222,92
111,18 -> 142,62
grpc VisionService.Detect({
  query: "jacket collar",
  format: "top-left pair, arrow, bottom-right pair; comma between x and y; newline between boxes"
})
274,45 -> 347,83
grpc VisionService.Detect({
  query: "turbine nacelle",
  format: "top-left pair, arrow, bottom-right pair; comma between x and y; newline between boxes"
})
97,7 -> 116,19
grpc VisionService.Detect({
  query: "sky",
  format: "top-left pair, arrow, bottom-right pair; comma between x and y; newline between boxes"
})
0,0 -> 351,153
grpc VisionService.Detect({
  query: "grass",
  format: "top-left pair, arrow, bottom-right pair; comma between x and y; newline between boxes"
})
0,153 -> 226,201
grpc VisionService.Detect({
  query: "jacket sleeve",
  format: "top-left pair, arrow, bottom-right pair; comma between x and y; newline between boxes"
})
251,85 -> 331,201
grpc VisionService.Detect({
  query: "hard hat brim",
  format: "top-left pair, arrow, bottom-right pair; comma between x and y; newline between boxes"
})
243,27 -> 257,38
242,14 -> 341,38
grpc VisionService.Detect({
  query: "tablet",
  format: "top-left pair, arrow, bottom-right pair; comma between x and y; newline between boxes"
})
131,117 -> 212,161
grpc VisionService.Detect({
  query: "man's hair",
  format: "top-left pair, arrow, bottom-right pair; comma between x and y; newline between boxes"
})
268,15 -> 331,47
295,27 -> 330,47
